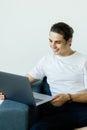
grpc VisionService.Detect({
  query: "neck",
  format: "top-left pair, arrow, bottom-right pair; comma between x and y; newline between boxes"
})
66,49 -> 75,56
60,49 -> 75,57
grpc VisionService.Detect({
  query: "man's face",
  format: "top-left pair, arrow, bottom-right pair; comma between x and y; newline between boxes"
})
49,31 -> 71,56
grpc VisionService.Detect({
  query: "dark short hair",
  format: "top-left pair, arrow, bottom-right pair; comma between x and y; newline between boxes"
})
50,22 -> 74,41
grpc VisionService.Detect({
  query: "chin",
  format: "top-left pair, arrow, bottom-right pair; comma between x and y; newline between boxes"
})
54,52 -> 59,55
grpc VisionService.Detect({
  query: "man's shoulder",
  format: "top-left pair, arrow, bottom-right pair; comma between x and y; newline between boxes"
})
75,52 -> 87,60
75,52 -> 87,67
41,53 -> 55,61
78,52 -> 87,59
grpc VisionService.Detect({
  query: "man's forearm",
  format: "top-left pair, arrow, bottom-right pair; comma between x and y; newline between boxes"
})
69,92 -> 87,103
25,74 -> 38,84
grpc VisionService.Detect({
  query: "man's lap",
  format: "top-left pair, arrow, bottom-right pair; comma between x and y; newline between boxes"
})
30,102 -> 87,130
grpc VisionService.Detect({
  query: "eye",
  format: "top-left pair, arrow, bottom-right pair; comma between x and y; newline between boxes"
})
49,39 -> 52,43
56,41 -> 61,44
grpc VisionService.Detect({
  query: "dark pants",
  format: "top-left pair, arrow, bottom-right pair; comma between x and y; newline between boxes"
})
30,102 -> 87,130
30,78 -> 87,130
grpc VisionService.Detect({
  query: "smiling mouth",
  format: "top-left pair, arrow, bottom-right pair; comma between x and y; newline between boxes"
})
53,49 -> 59,52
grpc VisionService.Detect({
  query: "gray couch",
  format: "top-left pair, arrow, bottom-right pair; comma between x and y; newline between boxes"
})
0,100 -> 29,130
0,79 -> 87,130
0,80 -> 42,130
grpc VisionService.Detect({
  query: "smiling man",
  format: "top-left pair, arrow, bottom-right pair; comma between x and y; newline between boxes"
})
1,22 -> 87,130
49,30 -> 73,56
27,22 -> 87,130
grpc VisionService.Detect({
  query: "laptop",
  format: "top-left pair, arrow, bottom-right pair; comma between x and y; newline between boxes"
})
0,71 -> 53,106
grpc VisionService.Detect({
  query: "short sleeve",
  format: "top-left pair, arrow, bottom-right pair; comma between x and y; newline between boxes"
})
83,60 -> 87,89
28,57 -> 46,80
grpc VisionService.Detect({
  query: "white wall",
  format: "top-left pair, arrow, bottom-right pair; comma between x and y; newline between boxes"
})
0,0 -> 87,75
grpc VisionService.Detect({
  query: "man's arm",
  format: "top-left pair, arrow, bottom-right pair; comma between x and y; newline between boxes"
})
69,92 -> 87,103
25,73 -> 39,84
51,92 -> 87,107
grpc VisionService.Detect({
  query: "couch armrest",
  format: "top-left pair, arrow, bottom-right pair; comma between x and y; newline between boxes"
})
0,80 -> 44,130
0,99 -> 29,130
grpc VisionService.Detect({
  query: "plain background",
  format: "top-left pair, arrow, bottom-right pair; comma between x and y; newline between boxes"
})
0,0 -> 87,75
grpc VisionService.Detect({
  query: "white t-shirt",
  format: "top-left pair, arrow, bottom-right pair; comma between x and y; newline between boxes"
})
29,52 -> 87,96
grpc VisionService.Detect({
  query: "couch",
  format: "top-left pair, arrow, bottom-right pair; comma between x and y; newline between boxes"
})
0,80 -> 42,130
0,79 -> 87,130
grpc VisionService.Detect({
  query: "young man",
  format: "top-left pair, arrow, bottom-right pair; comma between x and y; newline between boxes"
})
1,22 -> 87,129
26,22 -> 87,130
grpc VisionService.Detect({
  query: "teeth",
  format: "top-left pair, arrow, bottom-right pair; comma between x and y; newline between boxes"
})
54,50 -> 58,52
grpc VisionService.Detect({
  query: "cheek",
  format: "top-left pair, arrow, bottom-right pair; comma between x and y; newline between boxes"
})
59,45 -> 65,49
56,44 -> 62,49
49,44 -> 51,47
50,45 -> 53,49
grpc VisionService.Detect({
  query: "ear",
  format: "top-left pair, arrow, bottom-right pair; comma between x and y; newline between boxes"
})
67,38 -> 72,46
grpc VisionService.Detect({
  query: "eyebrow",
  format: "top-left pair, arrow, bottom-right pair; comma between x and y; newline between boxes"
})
49,38 -> 52,41
49,38 -> 62,43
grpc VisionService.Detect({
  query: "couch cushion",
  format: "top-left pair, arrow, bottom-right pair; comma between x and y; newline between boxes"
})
0,99 -> 29,130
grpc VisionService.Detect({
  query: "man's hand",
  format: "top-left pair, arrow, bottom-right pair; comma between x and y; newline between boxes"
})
0,92 -> 5,100
50,93 -> 70,107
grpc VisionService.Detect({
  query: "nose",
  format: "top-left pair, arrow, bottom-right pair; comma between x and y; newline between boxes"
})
50,42 -> 56,48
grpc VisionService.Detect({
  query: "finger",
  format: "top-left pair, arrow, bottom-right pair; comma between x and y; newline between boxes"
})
0,92 -> 3,95
0,95 -> 5,100
51,96 -> 61,102
51,99 -> 58,103
52,94 -> 61,100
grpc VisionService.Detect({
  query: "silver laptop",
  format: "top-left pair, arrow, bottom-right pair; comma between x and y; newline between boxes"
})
0,71 -> 52,106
